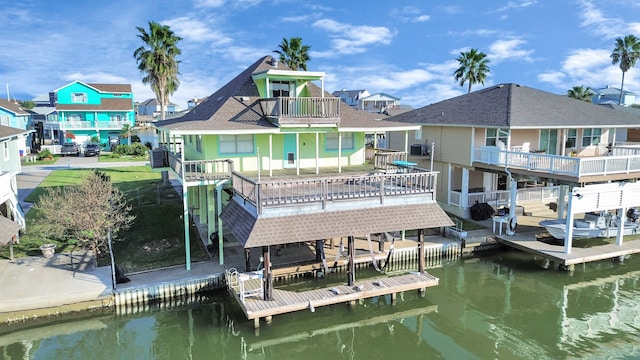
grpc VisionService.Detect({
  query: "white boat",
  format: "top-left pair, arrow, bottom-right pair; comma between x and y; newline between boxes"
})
539,210 -> 640,240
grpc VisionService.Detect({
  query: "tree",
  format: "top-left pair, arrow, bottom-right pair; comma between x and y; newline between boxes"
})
610,34 -> 640,105
567,85 -> 594,102
453,49 -> 491,93
273,37 -> 311,71
134,21 -> 182,121
18,99 -> 36,109
34,170 -> 135,265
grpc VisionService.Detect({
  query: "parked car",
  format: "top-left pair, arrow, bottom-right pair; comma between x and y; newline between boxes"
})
60,142 -> 79,156
84,143 -> 100,157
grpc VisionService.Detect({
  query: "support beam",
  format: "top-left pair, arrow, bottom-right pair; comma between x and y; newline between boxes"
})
182,187 -> 191,271
418,229 -> 425,273
315,240 -> 323,262
245,249 -> 251,272
347,235 -> 355,286
263,246 -> 272,301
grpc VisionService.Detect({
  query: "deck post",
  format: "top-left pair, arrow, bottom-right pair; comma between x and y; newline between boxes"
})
347,235 -> 355,286
378,233 -> 384,252
315,240 -> 323,262
253,318 -> 260,329
263,246 -> 273,301
245,249 -> 251,272
418,229 -> 425,273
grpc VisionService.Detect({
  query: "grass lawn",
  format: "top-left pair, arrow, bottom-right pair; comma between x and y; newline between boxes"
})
3,166 -> 209,272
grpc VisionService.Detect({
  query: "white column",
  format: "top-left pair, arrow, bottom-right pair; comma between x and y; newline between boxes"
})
296,133 -> 300,175
338,133 -> 342,173
269,134 -> 273,177
461,168 -> 469,209
315,132 -> 319,174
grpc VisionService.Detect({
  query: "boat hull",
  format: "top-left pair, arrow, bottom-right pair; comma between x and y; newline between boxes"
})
539,219 -> 640,240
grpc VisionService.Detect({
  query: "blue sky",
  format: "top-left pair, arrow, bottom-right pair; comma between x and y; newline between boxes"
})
1,0 -> 640,109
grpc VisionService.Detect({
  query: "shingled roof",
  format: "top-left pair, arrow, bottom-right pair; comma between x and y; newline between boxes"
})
0,99 -> 30,115
154,56 -> 415,133
386,83 -> 640,129
220,200 -> 453,248
0,124 -> 30,141
56,98 -> 133,111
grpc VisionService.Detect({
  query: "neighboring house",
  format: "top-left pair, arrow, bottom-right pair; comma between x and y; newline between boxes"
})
384,83 -> 640,220
150,56 -> 453,282
29,106 -> 58,150
0,99 -> 31,156
0,125 -> 30,235
359,92 -> 400,113
187,97 -> 207,109
44,81 -> 135,149
331,89 -> 370,109
591,86 -> 637,106
137,98 -> 181,118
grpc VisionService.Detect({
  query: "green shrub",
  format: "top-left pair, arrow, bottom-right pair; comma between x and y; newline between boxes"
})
37,149 -> 53,160
112,143 -> 148,157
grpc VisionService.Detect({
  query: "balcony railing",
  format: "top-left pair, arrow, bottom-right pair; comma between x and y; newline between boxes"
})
474,147 -> 640,178
232,170 -> 438,215
373,149 -> 408,169
58,120 -> 131,130
448,185 -> 561,208
261,97 -> 341,126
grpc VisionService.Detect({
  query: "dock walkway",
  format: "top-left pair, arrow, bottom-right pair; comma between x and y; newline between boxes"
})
229,271 -> 438,327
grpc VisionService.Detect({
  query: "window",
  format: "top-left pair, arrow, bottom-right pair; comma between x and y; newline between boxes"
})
271,80 -> 291,97
415,127 -> 422,140
196,135 -> 202,152
582,128 -> 602,147
3,142 -> 8,160
326,132 -> 354,151
219,134 -> 254,154
71,92 -> 87,103
110,114 -> 123,122
485,128 -> 509,146
67,114 -> 82,122
565,129 -> 577,148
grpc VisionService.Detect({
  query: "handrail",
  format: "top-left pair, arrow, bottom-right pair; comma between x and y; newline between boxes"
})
474,147 -> 640,178
233,170 -> 438,215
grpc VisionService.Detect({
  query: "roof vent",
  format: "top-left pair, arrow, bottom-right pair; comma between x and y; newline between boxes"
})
241,96 -> 250,102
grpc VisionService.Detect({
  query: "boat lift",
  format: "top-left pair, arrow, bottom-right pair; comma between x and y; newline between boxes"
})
564,182 -> 640,254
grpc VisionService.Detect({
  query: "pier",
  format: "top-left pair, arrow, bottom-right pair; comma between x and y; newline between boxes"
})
227,271 -> 439,328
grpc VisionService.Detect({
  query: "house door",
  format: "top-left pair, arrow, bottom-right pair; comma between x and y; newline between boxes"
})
539,129 -> 558,155
283,134 -> 297,168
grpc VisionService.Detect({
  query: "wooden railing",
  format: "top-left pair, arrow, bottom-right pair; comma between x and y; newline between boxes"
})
474,147 -> 640,178
154,151 -> 233,181
261,97 -> 341,125
373,149 -> 407,170
232,170 -> 437,215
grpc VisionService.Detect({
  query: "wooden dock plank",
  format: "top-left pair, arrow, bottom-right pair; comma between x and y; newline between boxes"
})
233,272 -> 438,320
495,231 -> 640,266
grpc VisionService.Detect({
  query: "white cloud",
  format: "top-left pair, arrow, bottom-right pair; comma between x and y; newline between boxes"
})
311,19 -> 395,57
493,1 -> 537,12
390,6 -> 430,23
163,17 -> 232,44
193,0 -> 226,8
576,0 -> 627,39
488,38 -> 534,63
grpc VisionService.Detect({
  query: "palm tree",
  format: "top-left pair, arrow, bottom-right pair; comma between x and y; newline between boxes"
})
273,37 -> 311,71
610,34 -> 640,105
567,85 -> 594,102
134,21 -> 182,121
120,123 -> 134,145
453,49 -> 491,93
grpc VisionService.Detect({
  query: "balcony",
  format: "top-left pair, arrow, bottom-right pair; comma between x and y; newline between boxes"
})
474,147 -> 640,183
231,170 -> 437,216
260,97 -> 341,126
58,120 -> 131,130
149,149 -> 233,182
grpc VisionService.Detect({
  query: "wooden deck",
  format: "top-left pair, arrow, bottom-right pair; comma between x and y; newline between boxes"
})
494,230 -> 640,268
228,272 -> 439,326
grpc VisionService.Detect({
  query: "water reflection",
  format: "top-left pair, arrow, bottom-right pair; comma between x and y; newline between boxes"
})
2,252 -> 640,359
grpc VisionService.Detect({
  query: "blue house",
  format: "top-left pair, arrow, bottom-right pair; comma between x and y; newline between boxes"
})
47,81 -> 135,148
0,99 -> 31,155
0,125 -> 30,243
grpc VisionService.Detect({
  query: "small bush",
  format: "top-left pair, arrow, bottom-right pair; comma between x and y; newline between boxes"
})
37,149 -> 53,160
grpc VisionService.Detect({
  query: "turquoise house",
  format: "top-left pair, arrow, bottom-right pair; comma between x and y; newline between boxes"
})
49,81 -> 135,148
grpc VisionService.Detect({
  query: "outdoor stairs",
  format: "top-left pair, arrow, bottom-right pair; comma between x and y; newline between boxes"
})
519,200 -> 558,217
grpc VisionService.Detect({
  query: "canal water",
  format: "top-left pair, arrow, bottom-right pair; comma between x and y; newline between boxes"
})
2,249 -> 640,359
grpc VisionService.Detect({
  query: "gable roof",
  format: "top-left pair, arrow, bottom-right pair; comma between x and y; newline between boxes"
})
0,124 -> 31,142
56,98 -> 133,111
361,93 -> 400,101
385,83 -> 640,129
154,56 -> 417,134
0,99 -> 29,116
331,89 -> 368,99
52,81 -> 132,94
